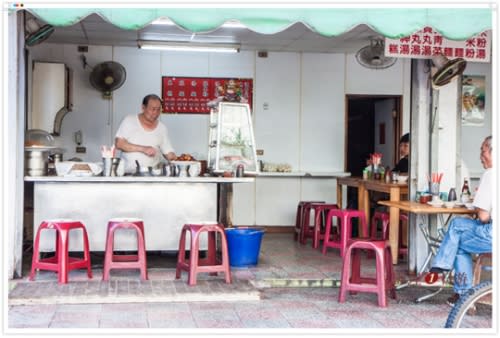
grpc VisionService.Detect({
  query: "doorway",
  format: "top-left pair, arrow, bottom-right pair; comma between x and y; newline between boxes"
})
345,95 -> 403,209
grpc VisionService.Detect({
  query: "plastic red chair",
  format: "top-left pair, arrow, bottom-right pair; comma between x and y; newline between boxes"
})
294,201 -> 324,241
338,238 -> 396,307
175,222 -> 231,286
102,218 -> 148,281
370,211 -> 408,258
301,203 -> 339,249
322,209 -> 368,257
29,219 -> 92,284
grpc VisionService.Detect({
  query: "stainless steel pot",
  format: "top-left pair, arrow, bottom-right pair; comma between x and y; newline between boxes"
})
25,149 -> 50,176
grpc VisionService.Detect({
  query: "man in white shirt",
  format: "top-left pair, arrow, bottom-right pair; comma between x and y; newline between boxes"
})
427,136 -> 492,306
115,94 -> 176,174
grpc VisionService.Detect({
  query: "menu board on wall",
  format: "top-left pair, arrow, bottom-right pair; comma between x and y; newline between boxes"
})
161,77 -> 253,114
385,27 -> 491,63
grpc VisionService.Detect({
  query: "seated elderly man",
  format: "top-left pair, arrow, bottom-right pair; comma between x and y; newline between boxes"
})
426,136 -> 492,306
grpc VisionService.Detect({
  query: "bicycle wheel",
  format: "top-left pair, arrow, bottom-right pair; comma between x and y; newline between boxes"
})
445,281 -> 492,328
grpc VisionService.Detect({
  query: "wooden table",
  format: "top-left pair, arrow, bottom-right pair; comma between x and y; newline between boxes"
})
362,180 -> 409,264
336,176 -> 366,236
378,201 -> 474,267
336,177 -> 408,259
378,200 -> 475,302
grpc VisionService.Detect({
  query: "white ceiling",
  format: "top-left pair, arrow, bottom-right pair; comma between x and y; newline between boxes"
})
41,13 -> 381,53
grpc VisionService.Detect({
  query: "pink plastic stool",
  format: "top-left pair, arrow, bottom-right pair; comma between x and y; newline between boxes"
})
294,201 -> 324,241
338,238 -> 396,307
301,203 -> 338,249
103,218 -> 148,281
29,219 -> 92,284
322,209 -> 368,257
176,222 -> 231,286
370,211 -> 408,257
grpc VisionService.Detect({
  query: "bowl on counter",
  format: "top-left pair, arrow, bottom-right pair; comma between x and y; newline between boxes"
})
396,175 -> 409,183
419,194 -> 432,204
56,161 -> 103,176
443,201 -> 455,209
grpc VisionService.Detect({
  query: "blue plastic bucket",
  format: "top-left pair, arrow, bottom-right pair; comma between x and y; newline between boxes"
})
225,227 -> 265,267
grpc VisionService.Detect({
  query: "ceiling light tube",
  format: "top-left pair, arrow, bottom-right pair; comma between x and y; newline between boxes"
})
137,40 -> 240,53
151,18 -> 246,29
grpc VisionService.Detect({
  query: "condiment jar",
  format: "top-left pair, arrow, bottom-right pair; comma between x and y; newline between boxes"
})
236,164 -> 244,177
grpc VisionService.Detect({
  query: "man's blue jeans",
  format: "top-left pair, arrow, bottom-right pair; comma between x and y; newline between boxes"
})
431,217 -> 492,294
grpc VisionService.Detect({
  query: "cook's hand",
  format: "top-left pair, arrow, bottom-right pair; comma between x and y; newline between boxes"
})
142,146 -> 157,157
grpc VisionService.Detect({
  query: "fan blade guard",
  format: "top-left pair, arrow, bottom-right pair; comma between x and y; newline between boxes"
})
89,61 -> 127,98
432,56 -> 467,87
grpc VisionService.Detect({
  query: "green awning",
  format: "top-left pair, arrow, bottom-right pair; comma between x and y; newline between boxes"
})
25,8 -> 492,40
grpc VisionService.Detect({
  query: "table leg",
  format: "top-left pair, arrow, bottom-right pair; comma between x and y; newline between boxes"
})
389,187 -> 400,265
336,181 -> 343,208
358,185 -> 368,237
218,183 -> 233,227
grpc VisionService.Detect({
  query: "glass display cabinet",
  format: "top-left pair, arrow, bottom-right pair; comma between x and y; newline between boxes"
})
208,102 -> 258,175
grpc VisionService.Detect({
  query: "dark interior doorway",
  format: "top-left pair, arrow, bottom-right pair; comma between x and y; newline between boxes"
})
345,95 -> 402,209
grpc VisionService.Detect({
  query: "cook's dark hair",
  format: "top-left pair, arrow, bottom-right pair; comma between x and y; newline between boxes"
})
142,94 -> 162,106
400,133 -> 410,144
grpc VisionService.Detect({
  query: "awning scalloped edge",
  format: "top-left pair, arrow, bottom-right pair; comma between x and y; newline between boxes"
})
25,8 -> 492,40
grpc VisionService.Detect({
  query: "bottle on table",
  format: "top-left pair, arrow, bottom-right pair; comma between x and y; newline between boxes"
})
460,179 -> 471,203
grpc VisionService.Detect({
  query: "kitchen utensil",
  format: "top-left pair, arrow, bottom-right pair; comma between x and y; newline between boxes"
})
448,188 -> 457,201
188,162 -> 201,177
24,147 -> 50,176
103,157 -> 112,176
235,164 -> 244,177
430,182 -> 440,197
110,158 -> 120,176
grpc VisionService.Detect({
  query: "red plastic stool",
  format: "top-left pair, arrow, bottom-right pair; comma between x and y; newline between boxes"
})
338,238 -> 396,307
103,218 -> 148,281
29,219 -> 92,284
301,203 -> 338,249
294,201 -> 324,241
370,211 -> 408,258
322,209 -> 368,257
176,222 -> 231,286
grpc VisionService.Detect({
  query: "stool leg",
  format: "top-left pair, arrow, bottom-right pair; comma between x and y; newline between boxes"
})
375,249 -> 387,307
58,229 -> 69,284
339,216 -> 350,258
207,230 -> 218,276
136,226 -> 148,280
386,246 -> 396,300
29,226 -> 44,281
103,227 -> 116,281
219,229 -> 232,284
322,217 -> 333,255
300,207 -> 311,245
338,245 -> 353,303
188,231 -> 200,286
294,204 -> 302,241
81,226 -> 93,279
175,227 -> 188,280
313,210 -> 321,249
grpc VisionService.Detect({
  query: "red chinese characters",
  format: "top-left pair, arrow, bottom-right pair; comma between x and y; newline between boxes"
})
161,77 -> 253,114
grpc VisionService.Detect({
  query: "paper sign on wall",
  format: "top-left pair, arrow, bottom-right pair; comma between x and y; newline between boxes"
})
385,27 -> 490,63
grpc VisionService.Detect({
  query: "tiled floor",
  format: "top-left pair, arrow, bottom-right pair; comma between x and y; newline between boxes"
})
7,233 -> 493,333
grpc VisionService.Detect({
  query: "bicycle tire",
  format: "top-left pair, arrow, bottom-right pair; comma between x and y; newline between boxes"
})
445,281 -> 492,328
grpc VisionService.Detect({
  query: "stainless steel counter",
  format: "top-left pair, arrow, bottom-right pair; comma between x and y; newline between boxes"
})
25,176 -> 254,183
26,176 -> 253,252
